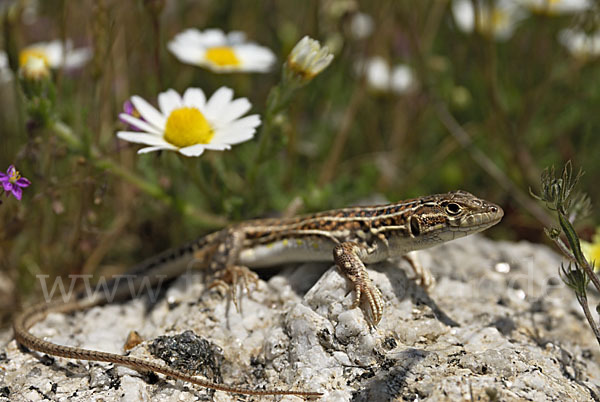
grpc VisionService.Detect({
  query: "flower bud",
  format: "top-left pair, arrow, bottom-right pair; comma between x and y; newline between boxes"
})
19,54 -> 50,81
285,36 -> 334,83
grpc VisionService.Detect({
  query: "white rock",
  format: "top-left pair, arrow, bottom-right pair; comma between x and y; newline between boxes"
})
2,235 -> 599,400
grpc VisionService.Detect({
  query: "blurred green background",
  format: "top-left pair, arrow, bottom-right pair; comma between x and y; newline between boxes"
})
1,0 -> 599,324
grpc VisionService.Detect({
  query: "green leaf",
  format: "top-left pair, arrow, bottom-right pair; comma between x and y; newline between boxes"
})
558,210 -> 586,267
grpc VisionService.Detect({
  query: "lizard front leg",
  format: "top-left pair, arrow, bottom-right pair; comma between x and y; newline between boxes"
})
333,242 -> 384,325
403,251 -> 435,290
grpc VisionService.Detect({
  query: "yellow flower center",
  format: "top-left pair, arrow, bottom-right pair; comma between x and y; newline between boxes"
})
582,230 -> 600,272
583,242 -> 600,272
8,168 -> 21,183
534,0 -> 561,13
164,107 -> 214,148
590,244 -> 600,265
489,9 -> 508,30
205,47 -> 241,67
19,49 -> 50,68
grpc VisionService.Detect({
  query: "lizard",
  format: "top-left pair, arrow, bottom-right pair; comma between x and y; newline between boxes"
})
13,190 -> 503,397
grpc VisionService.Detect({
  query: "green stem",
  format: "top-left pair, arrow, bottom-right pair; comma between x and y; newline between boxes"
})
49,120 -> 228,229
576,293 -> 600,348
209,154 -> 242,193
51,120 -> 84,150
557,210 -> 600,293
248,81 -> 298,185
184,157 -> 215,206
95,158 -> 170,202
558,209 -> 585,266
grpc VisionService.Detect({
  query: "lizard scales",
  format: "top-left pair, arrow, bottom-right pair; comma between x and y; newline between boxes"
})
13,190 -> 503,397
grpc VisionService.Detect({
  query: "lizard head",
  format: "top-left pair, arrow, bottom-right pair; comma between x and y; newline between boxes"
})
406,190 -> 503,246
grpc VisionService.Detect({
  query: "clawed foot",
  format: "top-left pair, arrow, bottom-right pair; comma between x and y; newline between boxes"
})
349,276 -> 384,326
334,242 -> 385,326
403,251 -> 436,291
209,265 -> 259,311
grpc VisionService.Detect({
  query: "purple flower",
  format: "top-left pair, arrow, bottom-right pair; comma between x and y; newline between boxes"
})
0,165 -> 31,201
119,100 -> 144,131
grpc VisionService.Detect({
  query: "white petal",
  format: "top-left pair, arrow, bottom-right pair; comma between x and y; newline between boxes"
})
228,134 -> 254,145
225,114 -> 261,130
235,45 -> 276,71
198,29 -> 227,47
0,52 -> 11,82
119,114 -> 163,135
227,31 -> 246,45
173,29 -> 205,45
390,65 -> 414,94
205,87 -> 234,118
452,0 -> 474,33
131,96 -> 166,129
37,40 -> 64,66
138,145 -> 175,154
365,57 -> 391,91
158,89 -> 182,116
0,52 -> 8,69
200,63 -> 238,73
213,97 -> 251,125
64,48 -> 92,69
212,115 -> 260,144
179,144 -> 206,156
203,142 -> 232,150
117,132 -> 167,146
167,41 -> 205,65
183,88 -> 207,109
214,128 -> 255,145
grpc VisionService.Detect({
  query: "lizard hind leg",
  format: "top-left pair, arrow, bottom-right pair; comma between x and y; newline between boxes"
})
209,265 -> 258,311
206,229 -> 258,312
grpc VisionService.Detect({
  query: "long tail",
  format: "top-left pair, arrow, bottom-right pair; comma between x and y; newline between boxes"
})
13,231 -> 323,397
13,299 -> 322,397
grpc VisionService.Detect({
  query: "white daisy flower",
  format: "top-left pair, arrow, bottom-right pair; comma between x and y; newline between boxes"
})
357,56 -> 416,95
0,52 -> 10,83
559,28 -> 600,59
0,39 -> 91,82
362,56 -> 389,92
390,65 -> 415,94
117,87 -> 261,157
350,12 -> 375,40
167,28 -> 276,73
452,0 -> 525,41
19,39 -> 91,69
515,0 -> 591,14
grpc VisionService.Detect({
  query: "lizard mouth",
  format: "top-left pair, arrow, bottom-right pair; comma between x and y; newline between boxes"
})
458,205 -> 504,233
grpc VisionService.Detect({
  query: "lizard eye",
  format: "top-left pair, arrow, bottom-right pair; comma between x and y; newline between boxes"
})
445,203 -> 462,216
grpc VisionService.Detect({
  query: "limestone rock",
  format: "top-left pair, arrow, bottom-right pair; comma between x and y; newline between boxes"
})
1,235 -> 599,401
